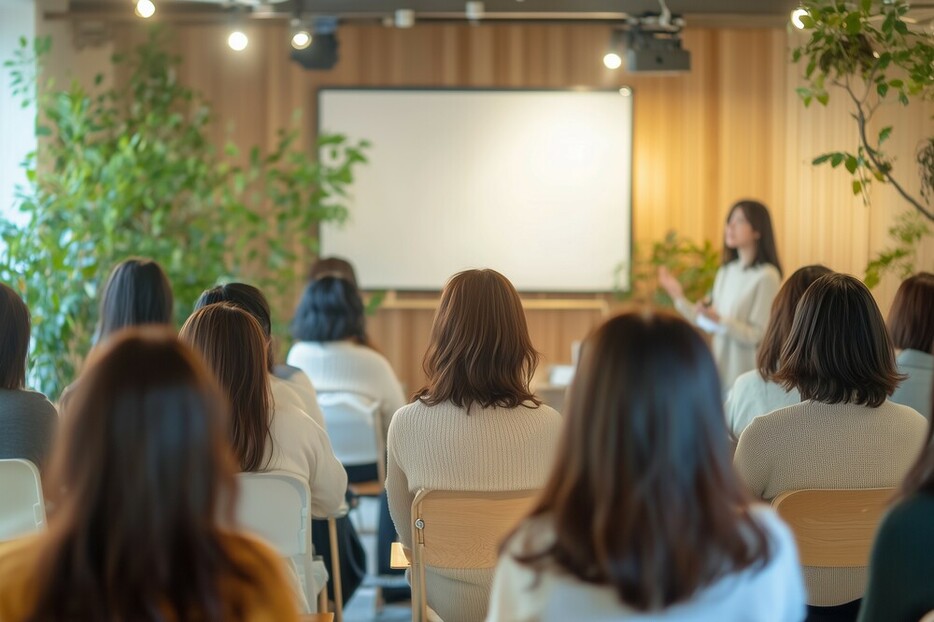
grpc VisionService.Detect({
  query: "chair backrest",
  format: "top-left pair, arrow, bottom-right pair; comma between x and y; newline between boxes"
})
0,459 -> 46,541
771,488 -> 894,568
317,392 -> 382,470
409,489 -> 538,622
236,471 -> 310,557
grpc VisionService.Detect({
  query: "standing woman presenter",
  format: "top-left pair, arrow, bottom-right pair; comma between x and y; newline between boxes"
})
659,199 -> 782,390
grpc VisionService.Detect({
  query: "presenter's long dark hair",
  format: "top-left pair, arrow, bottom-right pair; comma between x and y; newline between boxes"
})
510,310 -> 771,610
27,329 -> 256,621
722,200 -> 782,277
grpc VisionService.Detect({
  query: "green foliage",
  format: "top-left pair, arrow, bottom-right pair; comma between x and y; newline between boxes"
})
864,211 -> 931,288
0,29 -> 369,398
791,0 -> 934,286
616,231 -> 720,305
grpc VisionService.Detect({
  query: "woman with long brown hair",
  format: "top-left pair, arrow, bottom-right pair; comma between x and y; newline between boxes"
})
859,355 -> 934,621
0,328 -> 299,621
386,269 -> 563,622
486,309 -> 805,621
180,304 -> 346,515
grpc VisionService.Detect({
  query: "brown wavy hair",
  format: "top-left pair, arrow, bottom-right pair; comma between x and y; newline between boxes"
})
180,304 -> 272,472
756,265 -> 832,380
511,309 -> 771,610
888,272 -> 934,353
416,269 -> 540,411
27,328 -> 253,621
774,273 -> 903,407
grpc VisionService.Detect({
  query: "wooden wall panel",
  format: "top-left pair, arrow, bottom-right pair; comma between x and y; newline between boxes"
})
111,23 -> 933,392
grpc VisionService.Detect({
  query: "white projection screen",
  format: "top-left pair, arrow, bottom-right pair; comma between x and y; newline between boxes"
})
318,88 -> 633,292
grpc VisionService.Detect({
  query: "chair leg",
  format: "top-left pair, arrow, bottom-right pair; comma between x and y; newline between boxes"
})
327,517 -> 344,622
318,586 -> 328,613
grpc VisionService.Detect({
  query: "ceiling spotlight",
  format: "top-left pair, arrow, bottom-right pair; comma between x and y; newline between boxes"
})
291,16 -> 340,70
228,30 -> 249,52
791,8 -> 808,29
603,53 -> 622,70
291,30 -> 312,50
618,86 -> 633,96
395,9 -> 415,28
135,0 -> 155,18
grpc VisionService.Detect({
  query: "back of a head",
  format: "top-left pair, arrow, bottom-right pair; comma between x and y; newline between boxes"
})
97,258 -> 174,342
756,265 -> 833,379
291,276 -> 366,343
888,272 -> 934,353
775,273 -> 902,407
180,303 -> 272,471
417,269 -> 539,411
518,309 -> 769,610
0,283 -> 30,390
195,283 -> 275,371
309,256 -> 359,288
33,328 -> 237,620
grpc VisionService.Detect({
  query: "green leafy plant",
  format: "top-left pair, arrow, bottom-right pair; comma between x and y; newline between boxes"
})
864,210 -> 931,289
791,0 -> 934,284
1,30 -> 369,398
616,231 -> 720,305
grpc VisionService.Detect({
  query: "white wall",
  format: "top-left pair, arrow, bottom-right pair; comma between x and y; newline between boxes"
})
0,0 -> 37,225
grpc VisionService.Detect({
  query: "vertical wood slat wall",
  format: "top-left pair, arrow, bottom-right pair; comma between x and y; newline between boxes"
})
114,23 -> 933,393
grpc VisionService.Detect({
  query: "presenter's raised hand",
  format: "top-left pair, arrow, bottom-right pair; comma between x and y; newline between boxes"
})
657,266 -> 685,301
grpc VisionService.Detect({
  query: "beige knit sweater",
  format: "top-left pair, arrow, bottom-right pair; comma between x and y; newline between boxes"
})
734,399 -> 927,606
386,400 -> 563,622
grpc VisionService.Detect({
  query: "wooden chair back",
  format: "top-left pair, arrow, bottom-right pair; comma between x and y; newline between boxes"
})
409,489 -> 538,622
771,488 -> 894,568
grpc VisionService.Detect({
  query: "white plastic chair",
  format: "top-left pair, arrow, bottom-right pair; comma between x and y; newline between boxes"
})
237,471 -> 325,612
316,392 -> 382,469
0,459 -> 46,541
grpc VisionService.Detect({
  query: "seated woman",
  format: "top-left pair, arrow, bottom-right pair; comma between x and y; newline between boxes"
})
387,269 -> 563,622
734,273 -> 927,620
859,361 -> 934,622
287,275 -> 405,462
487,310 -> 805,621
0,329 -> 299,620
726,265 -> 832,438
887,272 -> 934,419
60,257 -> 174,406
180,304 -> 346,517
194,283 -> 327,430
0,283 -> 57,470
181,304 -> 348,609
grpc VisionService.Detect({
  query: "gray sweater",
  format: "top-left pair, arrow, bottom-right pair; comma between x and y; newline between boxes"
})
0,389 -> 58,469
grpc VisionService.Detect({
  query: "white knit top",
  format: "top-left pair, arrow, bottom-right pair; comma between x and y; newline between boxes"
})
486,507 -> 806,622
270,373 -> 327,431
724,370 -> 801,438
734,399 -> 927,606
386,400 -> 563,622
264,400 -> 348,519
286,341 -> 406,443
675,260 -> 781,390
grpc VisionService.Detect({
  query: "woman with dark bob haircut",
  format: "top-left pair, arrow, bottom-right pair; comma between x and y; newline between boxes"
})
286,276 -> 405,455
860,357 -> 934,621
487,310 -> 805,621
887,272 -> 934,419
735,273 -> 927,619
0,329 -> 299,620
0,283 -> 57,469
386,269 -> 563,622
95,257 -> 174,342
726,265 -> 833,438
